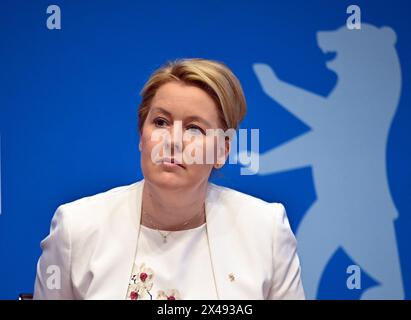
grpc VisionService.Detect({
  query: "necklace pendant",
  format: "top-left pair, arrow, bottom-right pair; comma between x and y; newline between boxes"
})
163,236 -> 167,243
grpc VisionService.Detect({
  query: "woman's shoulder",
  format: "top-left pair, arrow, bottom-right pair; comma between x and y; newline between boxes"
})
207,182 -> 287,223
207,183 -> 295,251
55,181 -> 143,228
63,181 -> 141,208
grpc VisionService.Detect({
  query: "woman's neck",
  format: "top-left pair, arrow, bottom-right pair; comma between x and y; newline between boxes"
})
141,180 -> 208,231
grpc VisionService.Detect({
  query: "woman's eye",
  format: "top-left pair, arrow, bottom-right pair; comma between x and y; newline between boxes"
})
187,125 -> 205,134
186,125 -> 205,135
154,118 -> 168,127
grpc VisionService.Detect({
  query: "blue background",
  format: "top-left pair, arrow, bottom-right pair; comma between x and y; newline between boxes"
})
0,0 -> 410,299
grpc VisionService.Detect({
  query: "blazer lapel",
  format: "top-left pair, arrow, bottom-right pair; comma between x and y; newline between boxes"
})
205,183 -> 245,300
90,181 -> 144,299
116,180 -> 144,298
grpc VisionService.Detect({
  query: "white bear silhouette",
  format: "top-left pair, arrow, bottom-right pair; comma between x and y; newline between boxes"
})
251,24 -> 404,299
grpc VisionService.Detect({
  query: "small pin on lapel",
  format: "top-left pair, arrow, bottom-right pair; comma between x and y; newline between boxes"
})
228,273 -> 235,282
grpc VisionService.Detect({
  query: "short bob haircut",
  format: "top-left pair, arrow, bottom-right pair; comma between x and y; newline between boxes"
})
137,58 -> 247,133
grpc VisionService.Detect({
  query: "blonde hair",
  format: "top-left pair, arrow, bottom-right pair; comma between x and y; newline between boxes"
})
138,58 -> 247,132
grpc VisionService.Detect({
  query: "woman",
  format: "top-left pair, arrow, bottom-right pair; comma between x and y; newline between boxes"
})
34,58 -> 305,300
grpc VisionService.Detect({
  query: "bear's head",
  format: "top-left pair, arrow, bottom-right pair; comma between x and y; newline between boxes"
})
317,24 -> 397,75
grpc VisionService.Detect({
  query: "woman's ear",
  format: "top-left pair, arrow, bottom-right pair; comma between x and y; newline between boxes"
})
138,127 -> 143,152
214,137 -> 230,169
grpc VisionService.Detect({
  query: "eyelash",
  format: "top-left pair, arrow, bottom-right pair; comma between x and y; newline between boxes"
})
153,117 -> 206,135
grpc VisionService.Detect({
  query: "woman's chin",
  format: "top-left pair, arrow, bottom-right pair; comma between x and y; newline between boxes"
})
149,172 -> 188,190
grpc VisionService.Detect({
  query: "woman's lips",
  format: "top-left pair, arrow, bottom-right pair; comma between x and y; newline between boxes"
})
160,157 -> 185,169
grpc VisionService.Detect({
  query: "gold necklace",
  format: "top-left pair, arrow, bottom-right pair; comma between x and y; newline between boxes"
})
142,205 -> 205,243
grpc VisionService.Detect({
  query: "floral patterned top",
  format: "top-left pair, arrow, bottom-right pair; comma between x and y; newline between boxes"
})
126,223 -> 217,300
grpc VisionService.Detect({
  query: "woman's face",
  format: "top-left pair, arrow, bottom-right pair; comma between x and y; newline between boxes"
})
139,81 -> 228,191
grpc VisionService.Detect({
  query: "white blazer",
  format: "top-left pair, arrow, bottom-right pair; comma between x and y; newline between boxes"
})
34,180 -> 305,300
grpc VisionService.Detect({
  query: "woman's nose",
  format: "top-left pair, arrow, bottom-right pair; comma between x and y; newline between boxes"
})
165,121 -> 183,154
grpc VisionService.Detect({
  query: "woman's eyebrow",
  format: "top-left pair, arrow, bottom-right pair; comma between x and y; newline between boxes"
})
184,115 -> 212,127
151,107 -> 172,117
